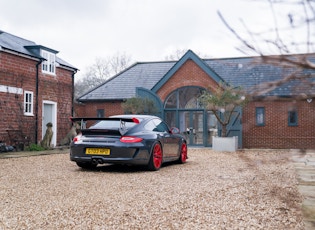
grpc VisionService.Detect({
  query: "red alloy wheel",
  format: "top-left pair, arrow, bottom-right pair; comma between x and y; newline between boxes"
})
180,142 -> 187,163
153,143 -> 162,169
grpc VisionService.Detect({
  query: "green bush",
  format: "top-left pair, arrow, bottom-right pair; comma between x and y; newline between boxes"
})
122,97 -> 158,114
25,144 -> 46,151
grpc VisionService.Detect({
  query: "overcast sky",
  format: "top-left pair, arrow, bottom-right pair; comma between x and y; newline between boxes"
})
0,0 -> 310,78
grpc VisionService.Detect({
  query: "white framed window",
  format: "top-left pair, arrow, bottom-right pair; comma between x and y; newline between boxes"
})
24,91 -> 34,116
41,50 -> 56,74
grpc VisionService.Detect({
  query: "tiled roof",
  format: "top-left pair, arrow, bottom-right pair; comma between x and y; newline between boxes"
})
78,50 -> 315,101
205,55 -> 315,97
79,61 -> 176,100
0,30 -> 77,70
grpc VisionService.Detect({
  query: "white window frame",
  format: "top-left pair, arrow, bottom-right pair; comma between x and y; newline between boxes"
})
24,91 -> 34,116
41,50 -> 56,75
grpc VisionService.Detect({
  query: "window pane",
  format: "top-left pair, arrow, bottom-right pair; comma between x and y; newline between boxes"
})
165,87 -> 205,109
28,94 -> 31,103
90,120 -> 137,129
49,53 -> 55,73
288,111 -> 298,126
97,109 -> 104,118
178,87 -> 204,109
153,119 -> 169,132
42,51 -> 48,71
41,50 -> 55,74
165,92 -> 177,108
24,92 -> 33,114
144,120 -> 156,131
256,107 -> 265,126
165,111 -> 176,127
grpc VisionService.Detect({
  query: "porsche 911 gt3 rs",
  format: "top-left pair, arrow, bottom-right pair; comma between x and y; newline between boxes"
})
70,115 -> 187,171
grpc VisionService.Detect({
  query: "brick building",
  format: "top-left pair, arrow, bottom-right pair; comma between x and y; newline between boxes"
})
0,30 -> 77,148
76,50 -> 315,149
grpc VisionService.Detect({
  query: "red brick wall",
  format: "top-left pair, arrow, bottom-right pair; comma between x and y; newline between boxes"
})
157,60 -> 219,101
74,101 -> 124,117
0,51 -> 74,145
57,68 -> 74,141
38,67 -> 74,142
0,52 -> 37,144
243,100 -> 315,149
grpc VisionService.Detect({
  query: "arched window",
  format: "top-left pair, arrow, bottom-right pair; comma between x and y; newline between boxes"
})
164,86 -> 206,109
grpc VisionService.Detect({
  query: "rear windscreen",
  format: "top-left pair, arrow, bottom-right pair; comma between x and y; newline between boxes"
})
89,120 -> 138,130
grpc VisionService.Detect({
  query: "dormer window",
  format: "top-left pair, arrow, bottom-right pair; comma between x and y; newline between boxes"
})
41,50 -> 56,74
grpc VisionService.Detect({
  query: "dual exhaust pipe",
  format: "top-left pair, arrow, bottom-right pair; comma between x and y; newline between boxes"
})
92,158 -> 103,164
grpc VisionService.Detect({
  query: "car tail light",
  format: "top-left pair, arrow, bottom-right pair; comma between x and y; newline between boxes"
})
120,136 -> 143,143
132,117 -> 140,124
72,134 -> 82,143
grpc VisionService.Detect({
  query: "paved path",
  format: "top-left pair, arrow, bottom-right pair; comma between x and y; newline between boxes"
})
291,149 -> 315,229
0,147 -> 69,159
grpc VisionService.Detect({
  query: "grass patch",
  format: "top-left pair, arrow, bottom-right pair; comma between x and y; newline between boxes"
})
25,144 -> 46,151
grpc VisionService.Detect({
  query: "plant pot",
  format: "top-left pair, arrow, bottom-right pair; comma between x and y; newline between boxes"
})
212,136 -> 238,152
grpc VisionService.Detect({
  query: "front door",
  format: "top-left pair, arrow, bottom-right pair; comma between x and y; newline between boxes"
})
42,101 -> 57,147
179,111 -> 204,146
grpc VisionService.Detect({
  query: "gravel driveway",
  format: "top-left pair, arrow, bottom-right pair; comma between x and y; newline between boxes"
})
0,148 -> 304,229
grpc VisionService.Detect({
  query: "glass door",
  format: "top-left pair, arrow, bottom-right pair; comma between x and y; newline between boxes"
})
206,111 -> 218,146
179,111 -> 204,145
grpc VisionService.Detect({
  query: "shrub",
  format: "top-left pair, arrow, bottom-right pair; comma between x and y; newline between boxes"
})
25,143 -> 46,151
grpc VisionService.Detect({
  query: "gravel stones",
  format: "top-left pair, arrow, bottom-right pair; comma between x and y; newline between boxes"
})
0,149 -> 304,229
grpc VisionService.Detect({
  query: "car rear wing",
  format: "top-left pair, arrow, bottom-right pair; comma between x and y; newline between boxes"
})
70,117 -> 140,135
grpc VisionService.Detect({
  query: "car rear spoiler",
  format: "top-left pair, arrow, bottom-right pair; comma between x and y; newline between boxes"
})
70,117 -> 140,135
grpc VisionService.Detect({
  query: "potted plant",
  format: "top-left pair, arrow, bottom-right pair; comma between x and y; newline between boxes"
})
200,82 -> 248,151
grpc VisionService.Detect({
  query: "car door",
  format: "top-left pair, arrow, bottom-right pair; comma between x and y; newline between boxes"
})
152,119 -> 179,158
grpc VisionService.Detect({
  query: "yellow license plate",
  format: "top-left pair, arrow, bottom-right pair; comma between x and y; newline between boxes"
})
85,148 -> 110,155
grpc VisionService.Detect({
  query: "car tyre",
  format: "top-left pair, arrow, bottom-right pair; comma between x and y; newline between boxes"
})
76,162 -> 98,169
148,142 -> 163,171
178,142 -> 187,164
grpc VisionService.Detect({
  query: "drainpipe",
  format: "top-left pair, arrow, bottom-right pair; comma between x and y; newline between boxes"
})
71,71 -> 76,116
35,59 -> 43,144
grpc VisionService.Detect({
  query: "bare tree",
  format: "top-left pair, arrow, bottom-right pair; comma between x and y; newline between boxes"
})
164,48 -> 212,61
218,0 -> 315,98
164,49 -> 190,61
74,52 -> 132,99
219,0 -> 314,56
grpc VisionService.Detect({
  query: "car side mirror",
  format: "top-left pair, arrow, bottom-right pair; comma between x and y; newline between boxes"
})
170,127 -> 180,134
